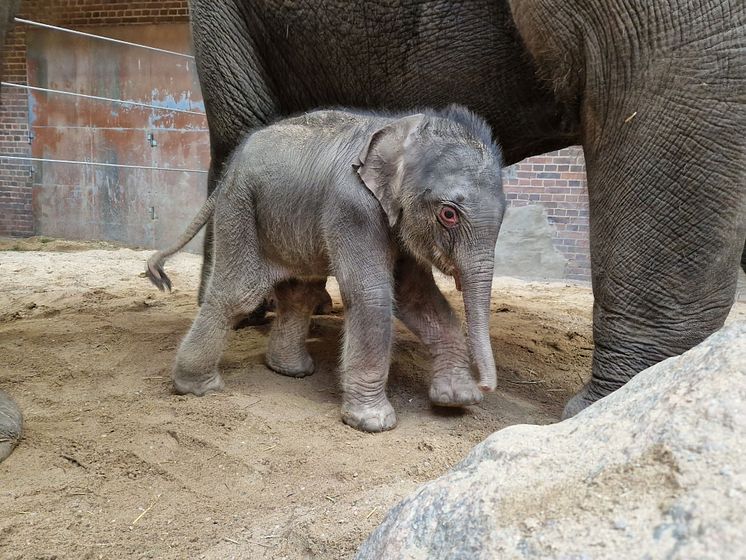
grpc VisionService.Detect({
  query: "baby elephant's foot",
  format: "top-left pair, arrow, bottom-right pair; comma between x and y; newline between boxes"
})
341,399 -> 397,433
429,369 -> 483,407
265,351 -> 315,378
172,369 -> 225,396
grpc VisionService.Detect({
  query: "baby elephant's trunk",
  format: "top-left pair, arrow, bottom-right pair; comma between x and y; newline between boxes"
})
459,252 -> 498,391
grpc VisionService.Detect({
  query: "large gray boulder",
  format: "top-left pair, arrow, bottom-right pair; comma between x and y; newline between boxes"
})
0,389 -> 23,462
357,321 -> 746,559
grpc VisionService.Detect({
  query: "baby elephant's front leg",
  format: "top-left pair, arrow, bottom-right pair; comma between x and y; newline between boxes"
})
338,275 -> 396,432
265,279 -> 325,377
395,257 -> 482,407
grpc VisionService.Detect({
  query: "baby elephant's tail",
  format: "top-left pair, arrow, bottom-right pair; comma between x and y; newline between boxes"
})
146,191 -> 218,292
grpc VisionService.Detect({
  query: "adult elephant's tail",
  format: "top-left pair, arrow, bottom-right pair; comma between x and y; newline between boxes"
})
0,390 -> 22,463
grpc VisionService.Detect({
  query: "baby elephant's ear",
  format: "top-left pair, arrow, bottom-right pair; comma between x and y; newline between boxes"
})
356,114 -> 424,228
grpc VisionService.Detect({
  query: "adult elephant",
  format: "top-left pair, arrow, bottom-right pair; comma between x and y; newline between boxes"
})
189,0 -> 745,419
0,0 -> 23,464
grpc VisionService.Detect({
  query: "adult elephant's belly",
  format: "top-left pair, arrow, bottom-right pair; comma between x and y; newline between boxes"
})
251,0 -> 573,164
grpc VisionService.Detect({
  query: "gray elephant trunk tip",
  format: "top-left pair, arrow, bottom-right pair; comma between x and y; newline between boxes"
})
478,371 -> 497,392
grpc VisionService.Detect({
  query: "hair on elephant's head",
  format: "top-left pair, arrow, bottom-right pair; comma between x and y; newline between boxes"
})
356,105 -> 505,390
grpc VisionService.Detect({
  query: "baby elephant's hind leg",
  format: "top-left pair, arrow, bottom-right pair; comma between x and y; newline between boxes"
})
174,280 -> 269,395
172,299 -> 232,396
265,279 -> 325,377
395,257 -> 482,407
173,208 -> 270,395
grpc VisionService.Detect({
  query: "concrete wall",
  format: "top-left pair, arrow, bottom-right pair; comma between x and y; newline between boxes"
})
493,204 -> 568,280
27,23 -> 207,252
0,0 -> 194,244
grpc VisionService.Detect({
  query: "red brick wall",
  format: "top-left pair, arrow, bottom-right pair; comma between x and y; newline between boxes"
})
0,0 -> 189,238
0,19 -> 33,236
18,1 -> 189,26
503,147 -> 591,282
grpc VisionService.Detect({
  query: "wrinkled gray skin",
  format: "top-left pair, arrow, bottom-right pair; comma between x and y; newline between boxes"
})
146,106 -> 505,432
0,0 -> 23,464
189,0 -> 746,419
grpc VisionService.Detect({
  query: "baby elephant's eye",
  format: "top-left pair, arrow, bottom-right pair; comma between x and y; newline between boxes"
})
438,205 -> 460,228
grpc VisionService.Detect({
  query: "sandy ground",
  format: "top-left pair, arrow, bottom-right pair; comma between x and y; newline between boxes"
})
0,237 -> 743,559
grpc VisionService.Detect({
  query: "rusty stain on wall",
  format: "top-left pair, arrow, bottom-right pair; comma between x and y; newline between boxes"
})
26,23 -> 209,252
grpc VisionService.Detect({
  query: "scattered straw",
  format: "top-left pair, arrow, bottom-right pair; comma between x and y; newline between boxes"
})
132,494 -> 161,525
365,507 -> 379,520
624,111 -> 637,123
243,398 -> 261,409
61,454 -> 87,469
223,537 -> 239,545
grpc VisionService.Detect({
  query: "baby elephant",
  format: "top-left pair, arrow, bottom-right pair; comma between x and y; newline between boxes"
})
147,105 -> 505,432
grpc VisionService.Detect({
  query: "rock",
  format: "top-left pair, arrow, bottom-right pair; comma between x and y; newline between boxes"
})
357,322 -> 746,559
0,389 -> 23,463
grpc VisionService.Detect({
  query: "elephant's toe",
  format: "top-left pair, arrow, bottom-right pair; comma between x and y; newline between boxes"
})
562,383 -> 602,419
172,370 -> 225,396
429,372 -> 483,407
341,400 -> 397,433
265,353 -> 315,378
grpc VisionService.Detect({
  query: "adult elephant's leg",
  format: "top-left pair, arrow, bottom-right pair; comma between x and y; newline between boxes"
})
312,280 -> 334,315
513,0 -> 745,417
566,145 -> 744,417
561,9 -> 745,417
197,161 -> 219,304
189,0 -> 278,306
